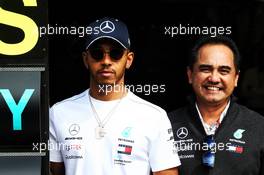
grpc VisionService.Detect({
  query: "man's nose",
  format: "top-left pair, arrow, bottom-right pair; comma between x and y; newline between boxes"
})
101,51 -> 112,65
208,70 -> 220,82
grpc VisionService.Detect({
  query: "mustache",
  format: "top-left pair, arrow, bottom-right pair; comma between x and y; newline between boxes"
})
203,81 -> 224,90
204,81 -> 220,86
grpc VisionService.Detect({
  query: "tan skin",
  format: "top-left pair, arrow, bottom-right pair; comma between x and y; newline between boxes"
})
50,162 -> 65,175
50,41 -> 179,175
187,44 -> 239,125
153,168 -> 179,175
83,43 -> 134,101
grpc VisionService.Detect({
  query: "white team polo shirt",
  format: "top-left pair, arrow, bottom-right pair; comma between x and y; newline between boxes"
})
49,89 -> 180,175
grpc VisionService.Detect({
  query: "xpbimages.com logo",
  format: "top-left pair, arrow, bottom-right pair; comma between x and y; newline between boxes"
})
39,20 -> 116,37
174,140 -> 232,153
164,24 -> 232,37
97,83 -> 166,95
32,141 -> 82,153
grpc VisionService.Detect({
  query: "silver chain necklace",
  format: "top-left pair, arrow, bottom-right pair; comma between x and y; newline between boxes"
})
88,91 -> 124,139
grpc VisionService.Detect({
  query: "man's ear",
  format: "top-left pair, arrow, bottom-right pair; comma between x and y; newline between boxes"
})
187,66 -> 193,84
82,52 -> 89,69
234,70 -> 240,87
126,51 -> 134,69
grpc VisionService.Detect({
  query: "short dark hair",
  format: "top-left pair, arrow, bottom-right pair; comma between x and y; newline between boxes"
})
189,35 -> 240,73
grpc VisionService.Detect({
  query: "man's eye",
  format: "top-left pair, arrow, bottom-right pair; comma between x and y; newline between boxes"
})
219,69 -> 230,75
200,68 -> 210,72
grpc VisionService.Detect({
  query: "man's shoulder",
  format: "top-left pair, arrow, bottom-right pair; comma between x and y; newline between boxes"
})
168,105 -> 189,123
235,103 -> 264,122
234,103 -> 264,140
51,90 -> 88,110
126,91 -> 166,115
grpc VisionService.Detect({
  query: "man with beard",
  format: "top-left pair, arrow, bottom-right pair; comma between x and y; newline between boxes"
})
49,17 -> 180,175
169,36 -> 264,175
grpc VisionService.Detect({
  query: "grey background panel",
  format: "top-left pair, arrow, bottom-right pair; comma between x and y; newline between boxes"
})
0,157 -> 41,175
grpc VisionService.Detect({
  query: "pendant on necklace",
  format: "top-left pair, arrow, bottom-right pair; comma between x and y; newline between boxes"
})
209,123 -> 218,132
95,126 -> 106,139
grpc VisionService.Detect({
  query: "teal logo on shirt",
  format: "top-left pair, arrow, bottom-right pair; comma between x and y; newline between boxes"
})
122,127 -> 132,138
233,129 -> 245,139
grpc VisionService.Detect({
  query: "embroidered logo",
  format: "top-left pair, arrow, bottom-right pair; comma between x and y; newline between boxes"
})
121,127 -> 132,138
233,129 -> 245,139
69,124 -> 80,136
176,127 -> 188,139
117,144 -> 132,155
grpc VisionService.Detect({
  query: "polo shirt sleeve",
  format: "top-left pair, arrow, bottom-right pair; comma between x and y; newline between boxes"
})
49,106 -> 63,162
149,110 -> 181,172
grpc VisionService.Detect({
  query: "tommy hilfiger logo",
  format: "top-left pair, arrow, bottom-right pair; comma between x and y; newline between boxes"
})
227,144 -> 244,154
117,144 -> 132,155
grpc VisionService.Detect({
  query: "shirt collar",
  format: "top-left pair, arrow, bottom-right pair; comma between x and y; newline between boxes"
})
195,100 -> 230,135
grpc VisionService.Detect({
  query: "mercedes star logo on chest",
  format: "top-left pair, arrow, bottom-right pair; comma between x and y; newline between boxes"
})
69,124 -> 80,136
176,127 -> 188,139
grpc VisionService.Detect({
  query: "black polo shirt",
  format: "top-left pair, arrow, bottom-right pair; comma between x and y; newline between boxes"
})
169,99 -> 264,175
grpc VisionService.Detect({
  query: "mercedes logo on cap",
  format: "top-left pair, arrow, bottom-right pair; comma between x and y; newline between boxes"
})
176,127 -> 188,139
69,124 -> 80,136
100,20 -> 115,33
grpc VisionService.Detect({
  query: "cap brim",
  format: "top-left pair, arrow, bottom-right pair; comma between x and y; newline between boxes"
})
86,36 -> 128,50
